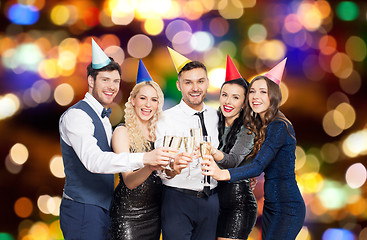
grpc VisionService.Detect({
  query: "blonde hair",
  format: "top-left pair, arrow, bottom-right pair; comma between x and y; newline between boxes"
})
124,81 -> 164,152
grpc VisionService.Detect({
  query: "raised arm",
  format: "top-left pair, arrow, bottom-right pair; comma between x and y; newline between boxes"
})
60,109 -> 145,174
112,126 -> 153,189
228,121 -> 289,182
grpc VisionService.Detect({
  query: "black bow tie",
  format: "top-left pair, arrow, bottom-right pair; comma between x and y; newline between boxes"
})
101,108 -> 112,118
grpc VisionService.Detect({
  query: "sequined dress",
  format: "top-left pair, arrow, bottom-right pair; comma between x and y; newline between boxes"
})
216,126 -> 257,239
228,120 -> 306,240
110,141 -> 162,240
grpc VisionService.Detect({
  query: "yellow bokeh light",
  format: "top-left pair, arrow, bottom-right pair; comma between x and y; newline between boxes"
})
54,83 -> 75,106
10,143 -> 29,165
297,2 -> 322,31
295,146 -> 306,170
345,36 -> 367,62
50,5 -> 70,26
322,110 -> 343,137
320,143 -> 339,163
279,82 -> 288,106
342,129 -> 367,158
111,8 -> 135,25
0,93 -> 21,120
347,196 -> 366,216
37,195 -> 51,214
29,222 -> 49,240
248,24 -> 267,43
219,0 -> 244,19
299,172 -> 324,193
339,70 -> 362,95
109,103 -> 124,127
47,196 -> 61,216
208,68 -> 226,94
258,40 -> 286,61
296,226 -> 311,240
330,52 -> 354,79
183,1 -> 205,20
38,59 -> 60,79
143,17 -> 164,36
49,155 -> 65,178
335,102 -> 355,130
58,50 -> 77,70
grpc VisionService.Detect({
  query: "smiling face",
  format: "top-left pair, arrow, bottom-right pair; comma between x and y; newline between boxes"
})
219,83 -> 246,127
177,67 -> 209,111
88,70 -> 121,108
131,84 -> 159,122
248,78 -> 270,120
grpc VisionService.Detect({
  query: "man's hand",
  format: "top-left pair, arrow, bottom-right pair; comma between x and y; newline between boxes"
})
173,152 -> 193,174
142,147 -> 173,167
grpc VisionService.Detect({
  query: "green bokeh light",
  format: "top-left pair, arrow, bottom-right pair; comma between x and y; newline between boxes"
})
0,233 -> 14,240
336,1 -> 359,21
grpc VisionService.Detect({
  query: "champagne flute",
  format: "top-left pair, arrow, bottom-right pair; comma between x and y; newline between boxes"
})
183,135 -> 195,179
163,130 -> 182,171
199,136 -> 211,187
190,127 -> 202,167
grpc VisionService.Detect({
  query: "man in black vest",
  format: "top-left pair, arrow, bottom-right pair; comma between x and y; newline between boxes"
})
59,39 -> 172,240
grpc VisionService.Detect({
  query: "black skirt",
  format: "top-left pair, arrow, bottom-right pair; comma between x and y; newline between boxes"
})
216,180 -> 257,239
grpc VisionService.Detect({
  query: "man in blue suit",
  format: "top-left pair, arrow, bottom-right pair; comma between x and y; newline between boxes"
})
59,39 -> 171,240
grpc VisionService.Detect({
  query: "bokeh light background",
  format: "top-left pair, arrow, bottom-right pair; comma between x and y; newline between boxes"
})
0,0 -> 366,239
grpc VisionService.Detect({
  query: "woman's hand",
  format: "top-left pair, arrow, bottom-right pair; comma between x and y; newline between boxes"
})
201,154 -> 231,181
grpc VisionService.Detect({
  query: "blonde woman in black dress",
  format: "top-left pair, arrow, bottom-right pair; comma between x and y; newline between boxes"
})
110,60 -> 164,240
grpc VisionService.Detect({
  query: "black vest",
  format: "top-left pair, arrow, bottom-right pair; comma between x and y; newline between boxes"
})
60,100 -> 114,210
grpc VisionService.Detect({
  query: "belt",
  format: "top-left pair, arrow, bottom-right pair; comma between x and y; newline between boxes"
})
166,186 -> 217,198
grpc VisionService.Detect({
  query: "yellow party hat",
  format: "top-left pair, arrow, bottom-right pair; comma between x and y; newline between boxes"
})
167,47 -> 192,73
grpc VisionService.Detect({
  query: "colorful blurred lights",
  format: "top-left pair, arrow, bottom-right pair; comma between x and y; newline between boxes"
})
342,129 -> 367,158
54,83 -> 74,106
8,4 -> 40,25
14,197 -> 33,219
0,94 -> 20,120
10,143 -> 29,165
322,228 -> 355,240
336,1 -> 359,21
190,31 -> 214,52
248,24 -> 267,43
345,163 -> 367,189
50,155 -> 65,179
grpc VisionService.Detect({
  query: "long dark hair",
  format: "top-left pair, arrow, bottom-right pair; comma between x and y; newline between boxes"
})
217,78 -> 249,153
244,76 -> 291,159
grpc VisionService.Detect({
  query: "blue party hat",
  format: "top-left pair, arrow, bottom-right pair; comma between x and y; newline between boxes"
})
136,59 -> 153,84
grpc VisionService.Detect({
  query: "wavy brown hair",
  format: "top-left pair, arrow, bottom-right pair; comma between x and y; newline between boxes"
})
124,81 -> 164,152
244,76 -> 291,159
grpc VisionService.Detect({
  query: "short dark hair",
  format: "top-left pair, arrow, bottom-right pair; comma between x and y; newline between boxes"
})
178,61 -> 207,78
87,57 -> 121,80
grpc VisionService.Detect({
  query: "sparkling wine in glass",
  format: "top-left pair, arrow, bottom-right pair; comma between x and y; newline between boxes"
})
200,136 -> 211,186
163,131 -> 182,170
183,136 -> 195,179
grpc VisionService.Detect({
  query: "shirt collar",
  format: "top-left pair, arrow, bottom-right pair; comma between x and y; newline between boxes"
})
84,92 -> 105,118
178,99 -> 208,116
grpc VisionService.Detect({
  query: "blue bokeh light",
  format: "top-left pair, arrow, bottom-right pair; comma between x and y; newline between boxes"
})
322,228 -> 355,240
8,4 -> 39,25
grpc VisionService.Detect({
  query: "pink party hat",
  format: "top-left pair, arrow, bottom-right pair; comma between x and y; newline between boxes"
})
264,58 -> 287,85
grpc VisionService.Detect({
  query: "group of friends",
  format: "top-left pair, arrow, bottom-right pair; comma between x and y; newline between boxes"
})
58,38 -> 306,240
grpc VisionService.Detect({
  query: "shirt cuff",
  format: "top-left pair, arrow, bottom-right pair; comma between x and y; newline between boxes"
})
128,152 -> 145,169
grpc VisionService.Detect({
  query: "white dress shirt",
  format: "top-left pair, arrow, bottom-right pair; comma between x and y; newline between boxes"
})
155,99 -> 219,191
59,92 -> 144,174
